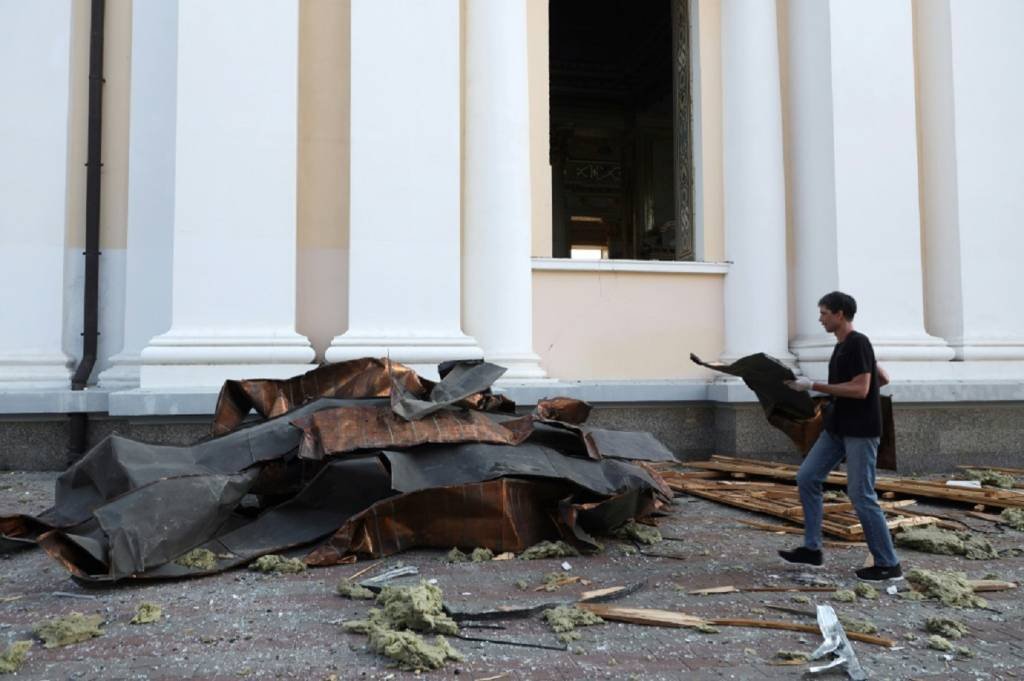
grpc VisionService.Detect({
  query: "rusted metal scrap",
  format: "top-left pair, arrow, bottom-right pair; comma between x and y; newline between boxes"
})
1,358 -> 677,585
691,352 -> 895,469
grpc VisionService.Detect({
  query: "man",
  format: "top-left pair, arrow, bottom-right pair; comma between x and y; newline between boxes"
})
779,291 -> 902,581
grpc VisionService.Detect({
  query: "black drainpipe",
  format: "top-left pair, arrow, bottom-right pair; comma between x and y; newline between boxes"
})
68,0 -> 106,458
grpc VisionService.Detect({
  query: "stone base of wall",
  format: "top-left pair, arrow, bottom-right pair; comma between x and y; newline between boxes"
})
3,402 -> 1023,473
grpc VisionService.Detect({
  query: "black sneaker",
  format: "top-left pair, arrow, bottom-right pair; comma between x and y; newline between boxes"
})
856,564 -> 903,581
778,546 -> 823,567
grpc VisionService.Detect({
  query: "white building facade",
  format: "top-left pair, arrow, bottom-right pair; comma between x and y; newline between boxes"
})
2,0 -> 1023,469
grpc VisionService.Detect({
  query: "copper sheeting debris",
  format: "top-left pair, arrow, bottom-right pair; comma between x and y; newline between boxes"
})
691,352 -> 896,470
1,359 -> 674,584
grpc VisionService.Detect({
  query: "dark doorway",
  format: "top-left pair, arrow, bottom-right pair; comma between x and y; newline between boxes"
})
549,0 -> 692,261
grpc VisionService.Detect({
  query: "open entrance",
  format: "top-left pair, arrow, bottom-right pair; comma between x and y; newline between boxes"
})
549,0 -> 693,261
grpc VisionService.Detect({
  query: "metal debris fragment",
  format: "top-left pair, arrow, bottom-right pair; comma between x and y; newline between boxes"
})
807,604 -> 867,681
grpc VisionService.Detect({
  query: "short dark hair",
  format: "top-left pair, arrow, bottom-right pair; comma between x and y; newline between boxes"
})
818,291 -> 857,320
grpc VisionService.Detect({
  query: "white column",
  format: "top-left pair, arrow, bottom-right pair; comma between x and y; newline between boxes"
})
462,0 -> 546,381
98,0 -> 176,389
326,0 -> 482,378
786,0 -> 952,378
916,0 -> 1024,375
139,0 -> 314,388
719,0 -> 794,365
0,0 -> 75,388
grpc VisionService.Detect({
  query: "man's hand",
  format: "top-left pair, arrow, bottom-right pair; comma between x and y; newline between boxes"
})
785,376 -> 814,392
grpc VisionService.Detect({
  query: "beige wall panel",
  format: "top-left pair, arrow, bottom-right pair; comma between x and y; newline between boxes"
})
696,0 -> 724,262
296,0 -> 350,359
63,0 -> 131,250
527,0 -> 552,258
533,271 -> 723,379
64,0 -> 89,248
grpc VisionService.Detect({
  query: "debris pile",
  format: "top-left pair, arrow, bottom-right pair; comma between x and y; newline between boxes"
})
0,359 -> 672,584
905,568 -> 988,609
924,617 -> 968,639
542,605 -> 605,643
130,603 -> 162,625
248,555 -> 306,574
1000,507 -> 1024,530
962,469 -> 1016,489
33,612 -> 104,648
0,641 -> 31,674
342,581 -> 462,671
335,578 -> 375,600
893,526 -> 999,560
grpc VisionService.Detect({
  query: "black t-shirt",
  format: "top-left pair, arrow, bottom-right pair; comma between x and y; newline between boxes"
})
823,331 -> 882,438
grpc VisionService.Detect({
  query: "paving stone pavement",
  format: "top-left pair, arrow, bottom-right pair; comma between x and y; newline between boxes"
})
1,469 -> 1023,680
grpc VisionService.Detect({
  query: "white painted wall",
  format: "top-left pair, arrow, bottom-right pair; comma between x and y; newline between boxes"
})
0,0 -> 75,387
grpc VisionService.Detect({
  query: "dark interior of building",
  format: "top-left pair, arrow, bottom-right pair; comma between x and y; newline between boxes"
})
549,0 -> 678,260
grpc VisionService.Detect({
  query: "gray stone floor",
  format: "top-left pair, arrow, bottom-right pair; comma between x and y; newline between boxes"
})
1,469 -> 1023,680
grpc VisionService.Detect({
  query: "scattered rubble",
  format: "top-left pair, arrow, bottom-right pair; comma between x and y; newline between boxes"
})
342,581 -> 462,671
344,615 -> 463,671
1000,507 -> 1024,531
775,650 -> 809,662
612,519 -> 662,545
175,548 -> 218,571
906,568 -> 988,608
838,616 -> 878,635
853,583 -> 878,600
130,603 -> 162,625
335,579 -> 375,600
248,555 -> 306,574
376,581 -> 458,635
963,469 -> 1016,489
831,589 -> 857,603
894,526 -> 999,560
447,547 -> 496,563
925,617 -> 968,639
542,605 -> 604,643
520,540 -> 580,560
0,641 -> 31,674
33,612 -> 104,648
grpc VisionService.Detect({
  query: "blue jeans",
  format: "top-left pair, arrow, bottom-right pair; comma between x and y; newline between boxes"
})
796,430 -> 900,568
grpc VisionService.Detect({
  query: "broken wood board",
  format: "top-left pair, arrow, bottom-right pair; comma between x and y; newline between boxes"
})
685,456 -> 1024,509
967,579 -> 1018,593
671,478 -> 936,540
578,604 -> 895,648
688,585 -> 836,595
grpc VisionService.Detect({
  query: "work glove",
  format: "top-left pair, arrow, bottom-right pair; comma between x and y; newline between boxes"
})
785,376 -> 814,392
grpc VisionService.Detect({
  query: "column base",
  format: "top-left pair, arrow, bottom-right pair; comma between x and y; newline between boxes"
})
97,353 -> 142,390
325,333 -> 484,381
947,340 -> 1024,362
139,331 -> 316,388
0,353 -> 73,389
485,352 -> 550,384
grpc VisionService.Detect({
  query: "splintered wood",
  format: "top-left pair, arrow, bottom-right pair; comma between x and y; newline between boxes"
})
675,456 -> 1024,509
654,455 -> 1024,541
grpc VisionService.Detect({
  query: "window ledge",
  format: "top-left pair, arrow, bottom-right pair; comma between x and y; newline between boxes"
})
531,258 -> 729,274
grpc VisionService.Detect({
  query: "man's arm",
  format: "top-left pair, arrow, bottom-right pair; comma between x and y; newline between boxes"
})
810,372 -> 871,399
878,364 -> 890,388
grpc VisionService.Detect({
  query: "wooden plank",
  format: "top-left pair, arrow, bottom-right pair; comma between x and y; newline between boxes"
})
693,456 -> 1024,508
578,604 -> 894,647
967,579 -> 1018,593
578,603 -> 707,627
